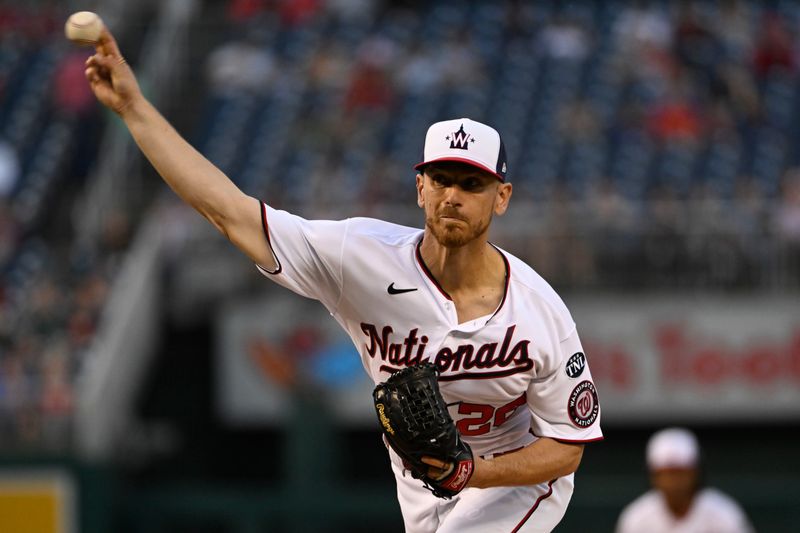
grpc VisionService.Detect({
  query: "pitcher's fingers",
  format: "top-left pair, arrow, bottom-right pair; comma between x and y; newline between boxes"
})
89,53 -> 123,73
95,27 -> 123,58
84,57 -> 109,79
421,457 -> 448,469
85,67 -> 97,83
86,54 -> 110,69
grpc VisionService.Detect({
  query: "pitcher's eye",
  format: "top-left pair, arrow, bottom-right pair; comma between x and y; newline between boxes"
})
431,174 -> 450,187
461,178 -> 481,190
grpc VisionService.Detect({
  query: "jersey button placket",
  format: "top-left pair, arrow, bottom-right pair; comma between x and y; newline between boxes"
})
443,300 -> 459,325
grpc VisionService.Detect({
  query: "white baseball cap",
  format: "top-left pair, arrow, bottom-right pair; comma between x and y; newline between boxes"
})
414,118 -> 508,181
646,428 -> 700,470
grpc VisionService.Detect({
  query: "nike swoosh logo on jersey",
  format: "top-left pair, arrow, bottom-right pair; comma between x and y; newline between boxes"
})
387,283 -> 418,295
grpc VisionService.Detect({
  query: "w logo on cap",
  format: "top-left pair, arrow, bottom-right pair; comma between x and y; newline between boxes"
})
415,118 -> 507,181
448,124 -> 473,150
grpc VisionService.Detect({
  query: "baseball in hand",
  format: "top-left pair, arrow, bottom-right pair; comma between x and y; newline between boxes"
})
64,11 -> 104,45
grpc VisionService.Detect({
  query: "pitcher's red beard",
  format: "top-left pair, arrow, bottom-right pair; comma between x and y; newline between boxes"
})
426,210 -> 491,248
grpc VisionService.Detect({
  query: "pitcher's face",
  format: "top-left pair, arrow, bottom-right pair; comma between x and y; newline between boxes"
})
417,163 -> 512,248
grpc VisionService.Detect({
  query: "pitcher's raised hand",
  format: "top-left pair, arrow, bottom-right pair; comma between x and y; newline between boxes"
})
85,28 -> 143,116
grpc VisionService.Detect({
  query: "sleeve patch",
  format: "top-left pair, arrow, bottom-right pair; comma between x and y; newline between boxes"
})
565,352 -> 586,378
568,380 -> 599,428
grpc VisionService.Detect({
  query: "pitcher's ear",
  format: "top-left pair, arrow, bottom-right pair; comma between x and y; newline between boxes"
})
494,182 -> 513,215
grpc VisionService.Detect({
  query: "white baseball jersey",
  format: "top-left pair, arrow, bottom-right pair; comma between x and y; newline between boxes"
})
257,203 -> 603,532
616,488 -> 755,533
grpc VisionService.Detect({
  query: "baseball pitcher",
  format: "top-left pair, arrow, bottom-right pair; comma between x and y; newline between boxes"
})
85,27 -> 603,533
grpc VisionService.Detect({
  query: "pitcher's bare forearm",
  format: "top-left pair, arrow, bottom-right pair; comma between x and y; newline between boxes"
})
467,438 -> 583,488
122,99 -> 244,231
125,99 -> 272,268
85,28 -> 274,269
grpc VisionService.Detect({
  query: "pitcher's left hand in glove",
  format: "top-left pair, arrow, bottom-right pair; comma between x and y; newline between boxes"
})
373,363 -> 474,499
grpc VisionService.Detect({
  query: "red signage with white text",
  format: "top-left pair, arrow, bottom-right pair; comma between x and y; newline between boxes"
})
571,295 -> 800,422
217,293 -> 800,424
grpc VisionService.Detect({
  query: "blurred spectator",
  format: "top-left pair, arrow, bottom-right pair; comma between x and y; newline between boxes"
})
0,199 -> 18,265
99,209 -> 133,254
613,1 -> 673,53
53,50 -> 102,180
773,168 -> 800,244
505,0 -> 537,40
673,2 -> 721,77
0,3 -> 58,46
642,184 -> 684,283
397,43 -> 444,94
0,4 -> 22,38
438,30 -> 486,88
558,98 -> 602,143
752,13 -> 795,79
28,276 -> 65,336
616,14 -> 676,109
344,63 -> 394,114
586,179 -> 639,284
538,16 -> 591,62
326,0 -> 378,22
772,169 -> 800,283
616,428 -> 754,533
206,30 -> 276,95
52,50 -> 96,118
279,0 -> 322,27
69,271 -> 109,350
226,0 -> 269,25
361,155 -> 406,207
685,182 -> 744,286
0,137 -> 19,198
307,40 -> 350,93
647,76 -> 703,142
713,63 -> 760,125
713,0 -> 754,59
612,0 -> 674,95
343,37 -> 397,115
732,178 -> 767,237
530,185 -> 596,287
731,178 -> 769,284
39,339 -> 74,448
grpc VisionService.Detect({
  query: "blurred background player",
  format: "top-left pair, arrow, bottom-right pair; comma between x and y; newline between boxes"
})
616,427 -> 754,533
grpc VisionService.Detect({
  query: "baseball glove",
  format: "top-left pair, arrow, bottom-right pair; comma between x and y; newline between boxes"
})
373,363 -> 474,499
